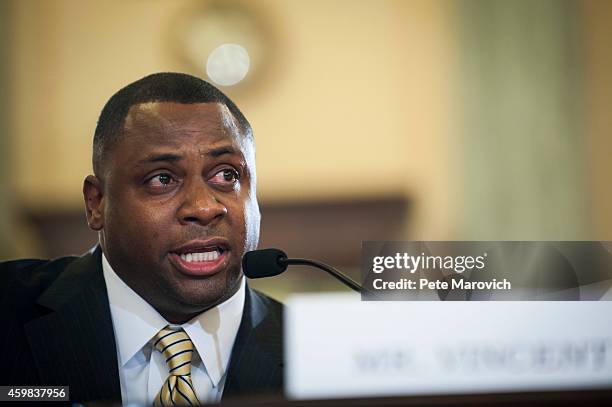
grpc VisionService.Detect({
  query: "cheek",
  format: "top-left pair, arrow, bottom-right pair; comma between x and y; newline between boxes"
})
106,195 -> 172,247
242,197 -> 261,252
226,194 -> 260,253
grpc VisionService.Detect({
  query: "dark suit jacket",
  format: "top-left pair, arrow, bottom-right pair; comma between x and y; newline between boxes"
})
0,247 -> 283,404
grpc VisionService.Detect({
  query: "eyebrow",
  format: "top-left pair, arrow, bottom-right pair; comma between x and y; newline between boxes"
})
208,146 -> 238,157
137,153 -> 183,165
136,146 -> 239,165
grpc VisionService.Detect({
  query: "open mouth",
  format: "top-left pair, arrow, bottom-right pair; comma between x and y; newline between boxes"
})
178,247 -> 223,262
169,242 -> 229,277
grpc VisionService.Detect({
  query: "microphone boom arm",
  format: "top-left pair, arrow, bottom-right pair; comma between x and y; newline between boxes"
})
279,257 -> 363,293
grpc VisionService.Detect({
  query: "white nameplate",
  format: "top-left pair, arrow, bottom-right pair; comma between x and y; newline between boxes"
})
285,294 -> 612,399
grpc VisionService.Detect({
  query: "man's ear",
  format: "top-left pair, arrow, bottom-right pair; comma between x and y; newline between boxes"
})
83,175 -> 104,231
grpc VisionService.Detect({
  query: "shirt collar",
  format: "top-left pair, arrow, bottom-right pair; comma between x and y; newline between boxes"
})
102,252 -> 245,387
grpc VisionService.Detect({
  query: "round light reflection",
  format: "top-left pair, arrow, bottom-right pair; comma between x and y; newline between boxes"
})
206,43 -> 250,86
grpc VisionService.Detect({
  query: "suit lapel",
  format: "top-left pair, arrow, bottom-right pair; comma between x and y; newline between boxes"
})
24,247 -> 121,402
223,284 -> 284,398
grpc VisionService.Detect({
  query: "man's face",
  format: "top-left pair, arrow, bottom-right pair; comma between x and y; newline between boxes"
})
88,102 -> 260,322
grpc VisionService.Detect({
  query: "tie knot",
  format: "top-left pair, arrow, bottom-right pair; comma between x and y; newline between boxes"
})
153,326 -> 194,376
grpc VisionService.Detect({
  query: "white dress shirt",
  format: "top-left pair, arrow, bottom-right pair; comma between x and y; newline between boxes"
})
101,253 -> 245,406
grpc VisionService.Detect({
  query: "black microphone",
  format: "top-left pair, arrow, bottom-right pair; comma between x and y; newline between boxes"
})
242,248 -> 362,293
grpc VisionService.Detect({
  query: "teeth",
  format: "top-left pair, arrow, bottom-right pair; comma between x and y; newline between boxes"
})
179,250 -> 221,263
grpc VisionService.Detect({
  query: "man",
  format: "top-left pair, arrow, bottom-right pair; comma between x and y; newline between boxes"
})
0,73 -> 283,405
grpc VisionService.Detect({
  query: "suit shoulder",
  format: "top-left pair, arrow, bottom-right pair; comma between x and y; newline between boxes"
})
0,256 -> 78,306
250,288 -> 284,317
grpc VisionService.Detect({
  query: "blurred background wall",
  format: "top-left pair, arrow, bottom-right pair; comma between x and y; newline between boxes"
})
0,0 -> 610,299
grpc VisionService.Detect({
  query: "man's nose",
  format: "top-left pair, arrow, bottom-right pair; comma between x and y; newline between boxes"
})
177,180 -> 227,226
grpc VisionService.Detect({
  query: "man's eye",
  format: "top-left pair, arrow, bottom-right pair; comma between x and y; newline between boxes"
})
147,173 -> 176,188
210,168 -> 240,184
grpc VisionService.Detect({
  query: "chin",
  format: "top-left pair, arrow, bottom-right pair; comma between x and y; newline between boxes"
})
174,275 -> 239,309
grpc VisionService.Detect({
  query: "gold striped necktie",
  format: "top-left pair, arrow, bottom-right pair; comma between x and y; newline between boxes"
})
153,326 -> 200,406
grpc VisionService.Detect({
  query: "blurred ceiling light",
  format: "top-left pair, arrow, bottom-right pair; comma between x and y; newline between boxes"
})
169,1 -> 276,94
206,43 -> 250,86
